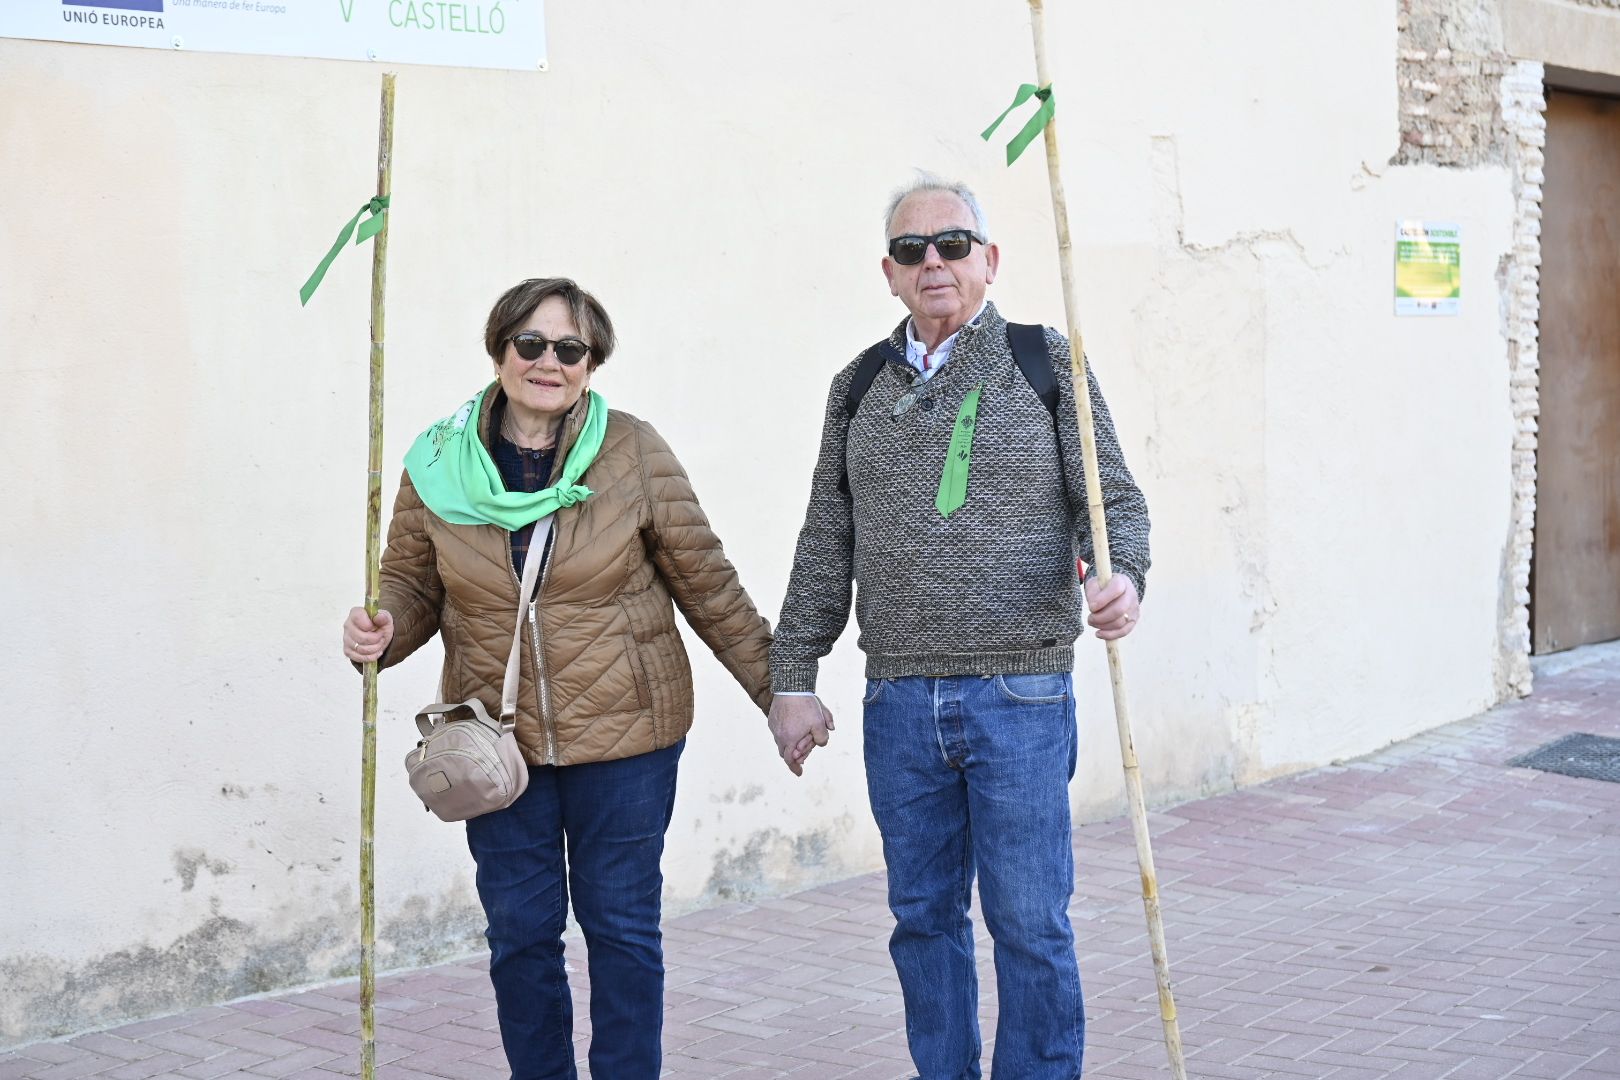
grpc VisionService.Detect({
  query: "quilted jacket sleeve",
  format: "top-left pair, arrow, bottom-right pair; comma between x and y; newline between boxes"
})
635,419 -> 774,716
376,468 -> 445,669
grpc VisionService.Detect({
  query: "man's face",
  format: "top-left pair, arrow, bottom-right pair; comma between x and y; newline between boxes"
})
882,191 -> 999,328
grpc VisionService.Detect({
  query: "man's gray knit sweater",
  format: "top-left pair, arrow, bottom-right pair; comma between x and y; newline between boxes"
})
770,302 -> 1151,692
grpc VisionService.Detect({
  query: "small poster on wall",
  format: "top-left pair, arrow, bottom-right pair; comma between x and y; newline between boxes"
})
1395,221 -> 1461,316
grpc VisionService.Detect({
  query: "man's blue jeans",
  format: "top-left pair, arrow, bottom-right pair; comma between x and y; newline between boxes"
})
864,674 -> 1084,1080
464,740 -> 684,1080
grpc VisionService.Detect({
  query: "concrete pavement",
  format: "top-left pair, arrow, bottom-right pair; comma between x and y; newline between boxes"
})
4,647 -> 1617,1079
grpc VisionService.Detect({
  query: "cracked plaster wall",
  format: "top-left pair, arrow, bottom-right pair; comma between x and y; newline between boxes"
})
0,0 -> 1589,1045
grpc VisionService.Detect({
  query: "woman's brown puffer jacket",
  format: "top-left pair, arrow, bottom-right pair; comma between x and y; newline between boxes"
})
377,388 -> 773,766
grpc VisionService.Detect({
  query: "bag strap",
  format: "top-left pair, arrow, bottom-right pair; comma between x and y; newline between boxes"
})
845,342 -> 895,418
838,325 -> 1058,498
839,340 -> 903,498
501,515 -> 554,726
1005,322 -> 1059,424
414,699 -> 501,739
844,328 -> 1058,421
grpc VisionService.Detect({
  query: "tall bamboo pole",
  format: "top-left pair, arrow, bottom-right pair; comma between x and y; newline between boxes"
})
360,72 -> 397,1080
1024,4 -> 1188,1076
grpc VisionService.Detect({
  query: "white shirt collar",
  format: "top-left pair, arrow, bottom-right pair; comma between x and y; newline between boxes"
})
904,299 -> 990,380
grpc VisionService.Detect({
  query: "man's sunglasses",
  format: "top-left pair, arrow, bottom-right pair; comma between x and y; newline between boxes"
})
507,332 -> 591,366
887,229 -> 986,266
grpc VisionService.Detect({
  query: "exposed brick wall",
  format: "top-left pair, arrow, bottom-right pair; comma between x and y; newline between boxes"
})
1398,1 -> 1551,696
1501,62 -> 1546,698
1395,0 -> 1512,165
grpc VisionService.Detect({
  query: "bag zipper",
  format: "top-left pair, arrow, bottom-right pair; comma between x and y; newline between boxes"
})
410,744 -> 513,796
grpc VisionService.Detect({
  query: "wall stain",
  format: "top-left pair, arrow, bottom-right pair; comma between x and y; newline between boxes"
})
0,888 -> 485,1048
708,785 -> 765,805
702,824 -> 842,904
171,849 -> 233,892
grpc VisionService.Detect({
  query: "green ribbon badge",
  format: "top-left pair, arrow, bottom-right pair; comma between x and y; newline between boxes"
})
936,386 -> 983,518
299,195 -> 391,307
981,83 -> 1055,166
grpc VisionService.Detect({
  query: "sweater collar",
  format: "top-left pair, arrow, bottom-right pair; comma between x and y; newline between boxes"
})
883,300 -> 1006,364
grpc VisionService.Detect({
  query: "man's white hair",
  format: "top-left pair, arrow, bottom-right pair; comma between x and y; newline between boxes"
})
883,172 -> 991,241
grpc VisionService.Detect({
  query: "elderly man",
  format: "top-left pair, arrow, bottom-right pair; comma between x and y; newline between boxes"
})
767,174 -> 1150,1079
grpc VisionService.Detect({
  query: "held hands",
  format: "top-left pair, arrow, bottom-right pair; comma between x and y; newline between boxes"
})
342,607 -> 395,663
767,695 -> 835,776
1082,564 -> 1141,640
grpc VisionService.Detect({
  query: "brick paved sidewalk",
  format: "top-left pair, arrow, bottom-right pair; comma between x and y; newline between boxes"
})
5,647 -> 1618,1079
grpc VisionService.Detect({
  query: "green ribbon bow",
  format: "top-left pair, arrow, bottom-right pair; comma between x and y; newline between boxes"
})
299,195 -> 391,307
981,83 -> 1055,166
936,386 -> 983,518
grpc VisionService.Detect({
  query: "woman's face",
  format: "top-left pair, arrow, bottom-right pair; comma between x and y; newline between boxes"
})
496,294 -> 591,425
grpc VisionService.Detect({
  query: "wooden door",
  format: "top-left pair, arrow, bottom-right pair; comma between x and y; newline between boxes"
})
1534,89 -> 1620,653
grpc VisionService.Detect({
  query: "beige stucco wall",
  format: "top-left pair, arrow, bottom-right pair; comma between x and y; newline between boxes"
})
0,0 -> 1538,1044
1504,0 -> 1620,77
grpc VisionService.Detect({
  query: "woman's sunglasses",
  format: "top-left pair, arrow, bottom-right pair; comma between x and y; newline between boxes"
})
507,332 -> 591,366
886,229 -> 986,266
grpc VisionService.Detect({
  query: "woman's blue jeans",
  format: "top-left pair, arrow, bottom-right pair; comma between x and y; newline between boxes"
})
863,674 -> 1084,1080
464,739 -> 684,1080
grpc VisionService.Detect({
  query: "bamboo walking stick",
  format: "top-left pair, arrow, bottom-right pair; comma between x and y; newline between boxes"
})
1023,4 -> 1188,1075
297,69 -> 397,1080
359,73 -> 397,1080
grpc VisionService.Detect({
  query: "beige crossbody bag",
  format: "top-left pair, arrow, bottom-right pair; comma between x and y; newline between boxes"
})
406,516 -> 551,822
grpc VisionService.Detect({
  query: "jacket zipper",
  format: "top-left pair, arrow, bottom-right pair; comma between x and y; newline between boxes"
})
510,533 -> 559,765
495,394 -> 584,767
530,542 -> 558,764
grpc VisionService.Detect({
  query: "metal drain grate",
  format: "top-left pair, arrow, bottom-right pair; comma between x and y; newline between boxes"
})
1509,733 -> 1620,784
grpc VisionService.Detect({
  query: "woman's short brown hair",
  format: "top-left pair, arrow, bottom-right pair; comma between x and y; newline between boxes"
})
484,278 -> 616,370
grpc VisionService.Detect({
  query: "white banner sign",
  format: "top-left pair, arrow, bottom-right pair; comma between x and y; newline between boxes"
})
0,0 -> 545,71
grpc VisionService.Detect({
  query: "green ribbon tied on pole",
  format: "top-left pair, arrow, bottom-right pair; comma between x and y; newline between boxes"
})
981,83 -> 1055,166
936,385 -> 983,518
299,195 -> 391,307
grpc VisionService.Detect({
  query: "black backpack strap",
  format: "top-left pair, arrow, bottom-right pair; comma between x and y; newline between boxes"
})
838,327 -> 1058,495
839,339 -> 904,498
1006,322 -> 1059,423
845,343 -> 893,418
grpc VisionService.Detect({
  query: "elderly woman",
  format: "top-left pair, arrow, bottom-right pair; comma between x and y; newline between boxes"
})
340,277 -> 777,1080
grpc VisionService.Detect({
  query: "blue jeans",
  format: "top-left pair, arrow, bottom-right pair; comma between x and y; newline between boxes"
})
863,674 -> 1084,1080
464,740 -> 684,1080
